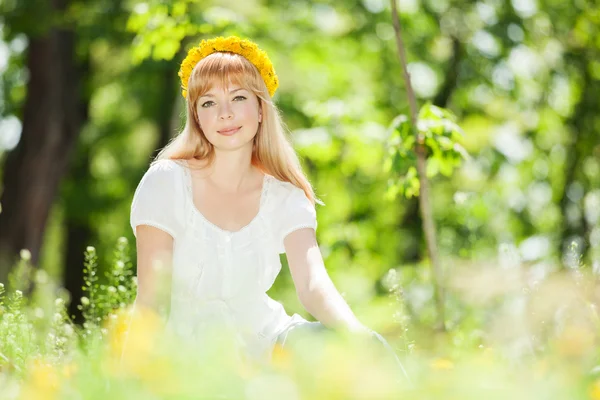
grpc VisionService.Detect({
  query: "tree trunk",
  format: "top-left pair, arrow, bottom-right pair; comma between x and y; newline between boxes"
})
559,54 -> 597,266
390,0 -> 445,330
0,13 -> 83,285
64,221 -> 93,323
399,36 -> 461,265
157,60 -> 182,151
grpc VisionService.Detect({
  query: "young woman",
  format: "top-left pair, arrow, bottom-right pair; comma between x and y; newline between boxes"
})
130,37 -> 407,378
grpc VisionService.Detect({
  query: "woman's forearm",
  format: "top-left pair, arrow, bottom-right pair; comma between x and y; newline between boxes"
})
298,278 -> 366,333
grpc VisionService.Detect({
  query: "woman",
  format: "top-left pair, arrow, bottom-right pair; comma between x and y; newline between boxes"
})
130,36 -> 407,380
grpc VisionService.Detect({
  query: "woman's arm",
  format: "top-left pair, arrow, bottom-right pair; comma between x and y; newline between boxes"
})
284,228 -> 369,334
134,225 -> 174,319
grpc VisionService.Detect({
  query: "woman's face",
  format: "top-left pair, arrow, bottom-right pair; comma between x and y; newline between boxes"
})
195,84 -> 262,153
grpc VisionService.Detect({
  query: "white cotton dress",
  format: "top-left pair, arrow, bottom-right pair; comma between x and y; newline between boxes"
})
129,159 -> 317,363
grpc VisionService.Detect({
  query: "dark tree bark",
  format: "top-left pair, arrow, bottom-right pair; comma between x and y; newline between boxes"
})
0,2 -> 84,286
64,221 -> 93,323
559,54 -> 597,266
157,60 -> 182,151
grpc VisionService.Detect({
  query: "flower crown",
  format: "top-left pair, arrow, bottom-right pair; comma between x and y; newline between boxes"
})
178,36 -> 279,99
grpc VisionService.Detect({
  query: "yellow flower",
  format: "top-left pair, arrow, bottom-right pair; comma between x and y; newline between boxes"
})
19,360 -> 61,400
104,305 -> 164,377
178,36 -> 279,99
590,379 -> 600,400
61,362 -> 77,378
555,325 -> 595,358
430,358 -> 454,370
271,343 -> 292,371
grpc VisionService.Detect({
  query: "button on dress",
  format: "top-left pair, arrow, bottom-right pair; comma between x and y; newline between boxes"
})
130,159 -> 318,363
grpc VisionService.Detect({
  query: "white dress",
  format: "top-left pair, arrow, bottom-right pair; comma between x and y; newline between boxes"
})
129,159 -> 318,363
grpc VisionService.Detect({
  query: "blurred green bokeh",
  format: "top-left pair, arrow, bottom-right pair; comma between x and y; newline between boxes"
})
0,0 -> 599,397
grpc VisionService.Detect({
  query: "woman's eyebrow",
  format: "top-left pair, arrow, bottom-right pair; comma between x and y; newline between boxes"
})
200,88 -> 246,98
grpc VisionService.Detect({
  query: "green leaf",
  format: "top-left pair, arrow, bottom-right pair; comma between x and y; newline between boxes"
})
131,39 -> 152,65
153,38 -> 180,60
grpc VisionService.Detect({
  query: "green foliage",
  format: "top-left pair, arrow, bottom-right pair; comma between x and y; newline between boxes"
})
78,238 -> 137,340
7,250 -> 34,296
1,0 -> 600,395
103,237 -> 137,312
385,103 -> 468,199
126,0 -> 208,64
1,250 -> 600,398
78,246 -> 100,331
0,238 -> 136,379
418,103 -> 469,177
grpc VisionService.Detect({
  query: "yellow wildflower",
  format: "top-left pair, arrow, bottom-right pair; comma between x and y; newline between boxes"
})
555,325 -> 595,358
178,36 -> 279,98
590,379 -> 600,400
271,343 -> 292,371
430,358 -> 454,370
19,360 -> 61,400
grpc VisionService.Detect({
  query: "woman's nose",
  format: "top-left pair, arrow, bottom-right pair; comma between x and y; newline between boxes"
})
219,103 -> 234,120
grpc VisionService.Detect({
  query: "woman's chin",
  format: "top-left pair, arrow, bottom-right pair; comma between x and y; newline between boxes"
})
213,139 -> 255,153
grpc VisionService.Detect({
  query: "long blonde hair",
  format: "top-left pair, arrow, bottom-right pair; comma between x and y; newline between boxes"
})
154,51 -> 319,205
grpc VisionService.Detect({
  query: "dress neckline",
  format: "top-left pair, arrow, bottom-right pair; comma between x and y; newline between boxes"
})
179,159 -> 270,235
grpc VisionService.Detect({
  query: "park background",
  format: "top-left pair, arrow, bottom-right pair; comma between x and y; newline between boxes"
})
0,0 -> 599,398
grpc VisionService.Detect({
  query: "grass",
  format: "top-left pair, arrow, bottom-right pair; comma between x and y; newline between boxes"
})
0,237 -> 599,399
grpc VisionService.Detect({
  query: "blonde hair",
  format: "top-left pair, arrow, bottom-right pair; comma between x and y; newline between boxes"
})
154,51 -> 319,205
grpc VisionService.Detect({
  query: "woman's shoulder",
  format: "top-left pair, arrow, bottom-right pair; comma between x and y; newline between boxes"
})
147,158 -> 187,174
131,159 -> 187,238
267,175 -> 302,200
136,159 -> 187,193
266,176 -> 313,212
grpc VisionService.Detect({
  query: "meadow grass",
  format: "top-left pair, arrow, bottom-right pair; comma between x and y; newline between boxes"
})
0,238 -> 599,399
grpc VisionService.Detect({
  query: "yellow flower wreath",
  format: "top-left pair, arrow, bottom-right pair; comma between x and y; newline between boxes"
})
178,36 -> 279,99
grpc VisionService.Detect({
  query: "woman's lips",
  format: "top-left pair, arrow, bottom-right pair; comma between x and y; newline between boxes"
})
218,126 -> 241,136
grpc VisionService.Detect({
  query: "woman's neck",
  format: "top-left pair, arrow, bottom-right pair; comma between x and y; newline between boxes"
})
189,149 -> 260,194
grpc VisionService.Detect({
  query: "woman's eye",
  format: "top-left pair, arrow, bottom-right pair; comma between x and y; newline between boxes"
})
201,96 -> 245,108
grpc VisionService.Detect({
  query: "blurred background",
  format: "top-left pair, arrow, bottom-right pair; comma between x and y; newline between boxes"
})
0,0 -> 598,330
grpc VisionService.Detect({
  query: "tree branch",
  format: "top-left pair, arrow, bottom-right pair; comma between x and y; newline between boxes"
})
390,0 -> 445,331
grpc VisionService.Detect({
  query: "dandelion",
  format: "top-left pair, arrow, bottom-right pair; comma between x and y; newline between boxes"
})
19,360 -> 61,400
61,362 -> 77,378
590,379 -> 600,400
270,344 -> 292,372
104,305 -> 162,373
431,358 -> 454,370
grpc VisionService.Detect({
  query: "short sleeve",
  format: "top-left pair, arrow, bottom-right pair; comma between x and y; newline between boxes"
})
275,185 -> 318,253
130,160 -> 185,240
